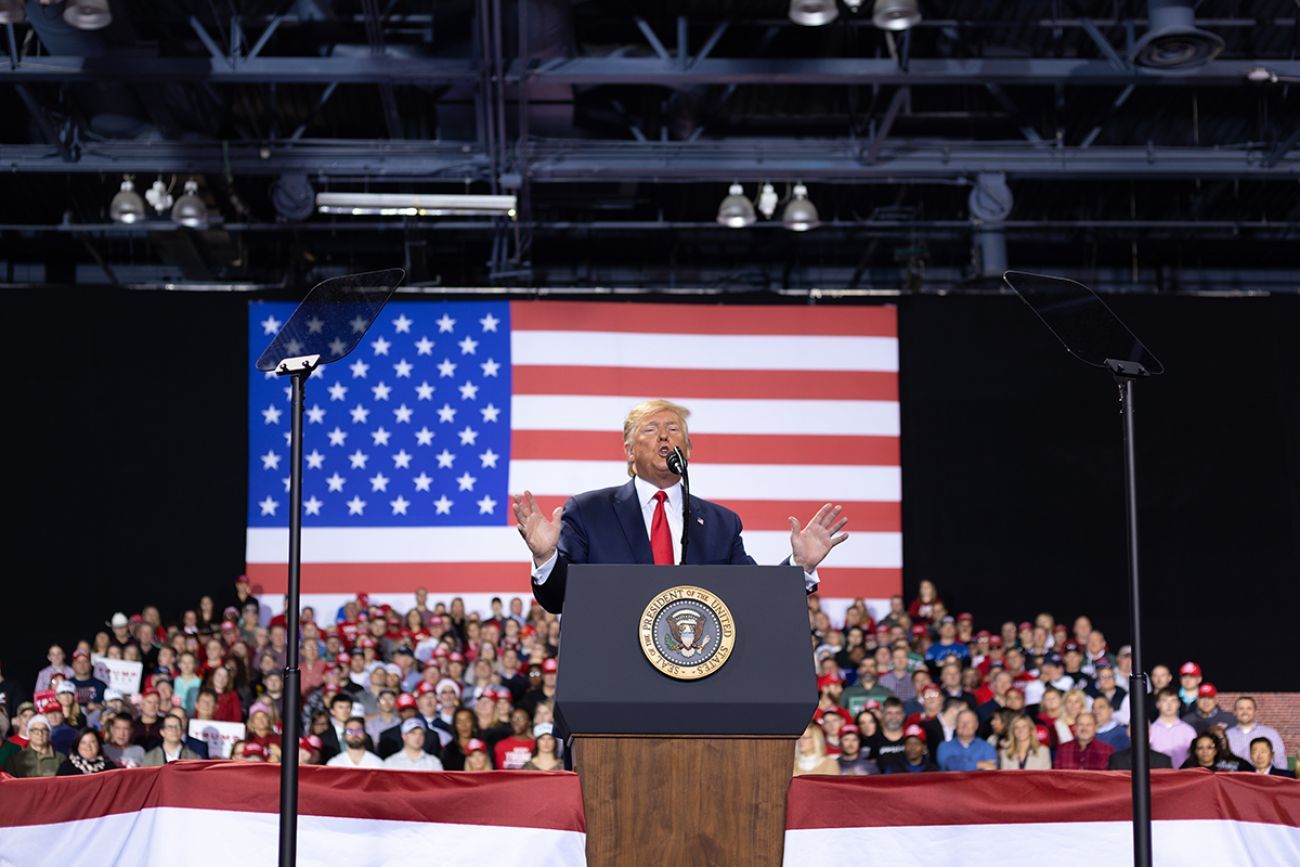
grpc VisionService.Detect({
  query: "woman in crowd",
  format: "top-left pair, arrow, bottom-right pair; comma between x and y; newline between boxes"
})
463,738 -> 493,772
986,708 -> 1018,749
522,725 -> 563,770
299,638 -> 330,698
1061,689 -> 1090,733
440,707 -> 481,771
56,686 -> 84,730
1180,734 -> 1248,772
999,714 -> 1051,770
205,665 -> 244,722
91,632 -> 112,657
907,580 -> 942,626
793,723 -> 840,776
172,652 -> 202,714
1036,688 -> 1073,750
56,729 -> 119,776
245,707 -> 281,751
196,596 -> 218,634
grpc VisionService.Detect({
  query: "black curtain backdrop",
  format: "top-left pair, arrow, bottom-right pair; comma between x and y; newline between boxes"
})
2,290 -> 1296,692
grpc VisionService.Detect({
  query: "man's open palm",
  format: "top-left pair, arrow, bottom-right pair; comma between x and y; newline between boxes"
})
511,490 -> 563,566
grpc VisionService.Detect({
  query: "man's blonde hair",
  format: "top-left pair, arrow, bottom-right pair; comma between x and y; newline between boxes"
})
623,399 -> 691,477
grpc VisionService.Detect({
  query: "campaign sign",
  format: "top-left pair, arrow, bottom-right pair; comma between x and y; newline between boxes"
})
91,656 -> 143,695
189,720 -> 247,759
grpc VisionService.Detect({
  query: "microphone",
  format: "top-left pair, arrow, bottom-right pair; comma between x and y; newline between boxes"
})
666,447 -> 688,476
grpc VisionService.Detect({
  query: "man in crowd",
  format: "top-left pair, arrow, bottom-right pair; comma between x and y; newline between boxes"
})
382,719 -> 444,771
326,716 -> 385,768
35,645 -> 74,693
1181,683 -> 1234,735
1225,696 -> 1286,770
887,724 -> 938,773
320,693 -> 357,762
493,707 -> 536,770
1248,738 -> 1295,778
924,616 -> 970,667
1054,712 -> 1114,770
1177,661 -> 1203,710
872,698 -> 910,772
840,659 -> 893,716
1091,695 -> 1130,753
142,714 -> 202,765
936,709 -> 997,771
4,714 -> 58,777
69,649 -> 108,710
1085,664 -> 1129,725
103,714 -> 146,768
879,646 -> 917,704
1148,687 -> 1197,768
936,661 -> 978,712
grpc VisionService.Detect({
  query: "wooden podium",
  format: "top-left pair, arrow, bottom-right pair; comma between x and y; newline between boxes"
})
556,565 -> 816,867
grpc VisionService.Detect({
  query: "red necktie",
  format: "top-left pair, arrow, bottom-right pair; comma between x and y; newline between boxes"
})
650,490 -> 674,565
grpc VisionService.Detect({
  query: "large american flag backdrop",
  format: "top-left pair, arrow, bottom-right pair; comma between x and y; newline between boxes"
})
246,301 -> 901,613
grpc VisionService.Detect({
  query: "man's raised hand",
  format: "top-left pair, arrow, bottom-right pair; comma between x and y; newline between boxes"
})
788,503 -> 849,573
510,490 -> 563,567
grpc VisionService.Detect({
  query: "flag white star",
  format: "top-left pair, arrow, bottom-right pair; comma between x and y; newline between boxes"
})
415,336 -> 435,356
346,496 -> 366,515
435,449 -> 456,468
415,381 -> 435,401
283,386 -> 292,401
393,314 -> 413,334
370,473 -> 390,492
262,405 -> 283,425
371,336 -> 392,356
390,495 -> 411,515
327,382 -> 348,401
480,403 -> 501,423
458,426 -> 479,446
309,366 -> 325,380
479,313 -> 500,332
259,496 -> 279,515
413,472 -> 433,492
480,448 -> 500,468
459,381 -> 479,401
326,473 -> 346,492
393,359 -> 413,378
304,496 -> 323,516
349,359 -> 369,378
392,449 -> 413,469
477,495 -> 497,515
458,336 -> 478,355
328,338 -> 347,356
350,316 -> 368,334
480,358 -> 500,377
433,495 -> 453,515
306,316 -> 324,334
261,315 -> 282,336
283,477 -> 291,493
350,405 -> 370,424
437,358 -> 457,378
456,472 -> 477,491
261,451 -> 281,470
284,431 -> 293,445
327,427 -> 348,447
349,450 -> 369,469
305,450 -> 325,470
306,404 -> 326,424
371,382 -> 392,401
436,313 -> 456,333
285,338 -> 303,356
437,404 -> 456,423
371,427 -> 392,446
393,404 -> 414,423
415,427 -> 435,446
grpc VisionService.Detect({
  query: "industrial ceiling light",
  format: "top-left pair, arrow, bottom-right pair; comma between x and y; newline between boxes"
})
782,183 -> 820,232
109,177 -> 145,224
872,0 -> 921,31
757,183 -> 779,220
315,192 -> 517,217
716,184 -> 757,228
271,174 -> 316,221
789,0 -> 838,27
63,0 -> 113,30
0,0 -> 26,24
1131,0 -> 1223,71
171,179 -> 208,229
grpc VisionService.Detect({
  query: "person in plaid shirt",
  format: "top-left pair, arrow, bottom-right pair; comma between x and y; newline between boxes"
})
1053,712 -> 1114,770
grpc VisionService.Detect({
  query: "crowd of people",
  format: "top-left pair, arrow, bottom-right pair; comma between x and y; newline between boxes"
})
795,580 -> 1296,778
0,576 -> 1294,782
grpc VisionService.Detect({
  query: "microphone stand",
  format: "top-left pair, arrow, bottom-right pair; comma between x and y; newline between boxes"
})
670,447 -> 691,565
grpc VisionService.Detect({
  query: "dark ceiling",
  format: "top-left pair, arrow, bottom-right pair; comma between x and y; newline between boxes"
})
1,0 -> 1299,293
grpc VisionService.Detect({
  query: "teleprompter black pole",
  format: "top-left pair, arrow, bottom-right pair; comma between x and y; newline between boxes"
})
1118,375 -> 1153,867
277,363 -> 310,867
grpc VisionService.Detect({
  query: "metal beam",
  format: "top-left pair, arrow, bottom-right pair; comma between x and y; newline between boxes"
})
1,55 -> 1296,86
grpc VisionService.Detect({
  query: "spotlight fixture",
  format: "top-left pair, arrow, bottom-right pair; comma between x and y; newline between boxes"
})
63,0 -> 113,31
314,192 -> 517,217
716,184 -> 757,228
872,0 -> 921,31
145,178 -> 173,214
109,177 -> 145,225
757,183 -> 779,220
843,0 -> 864,11
782,183 -> 820,232
789,0 -> 838,27
271,174 -> 316,221
1131,0 -> 1223,71
0,0 -> 26,25
171,180 -> 209,229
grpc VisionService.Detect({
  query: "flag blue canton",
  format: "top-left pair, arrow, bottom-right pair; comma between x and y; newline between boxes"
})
248,300 -> 512,527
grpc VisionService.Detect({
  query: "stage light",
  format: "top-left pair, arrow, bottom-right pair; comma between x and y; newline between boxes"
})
757,184 -> 779,220
0,0 -> 26,24
782,184 -> 820,232
716,184 -> 757,228
872,0 -> 921,31
63,0 -> 112,31
172,179 -> 209,229
109,177 -> 145,224
315,192 -> 517,218
789,0 -> 838,27
271,174 -> 316,221
1131,0 -> 1223,70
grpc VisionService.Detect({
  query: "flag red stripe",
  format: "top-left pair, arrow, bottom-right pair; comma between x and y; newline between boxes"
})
510,301 -> 898,337
512,367 -> 898,401
510,431 -> 900,466
512,497 -> 900,532
0,761 -> 586,831
810,568 -> 903,599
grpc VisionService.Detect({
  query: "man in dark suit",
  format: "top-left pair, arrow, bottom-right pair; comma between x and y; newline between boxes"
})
512,399 -> 849,614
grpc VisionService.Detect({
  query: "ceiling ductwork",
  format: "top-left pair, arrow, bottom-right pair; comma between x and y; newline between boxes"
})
1131,0 -> 1224,71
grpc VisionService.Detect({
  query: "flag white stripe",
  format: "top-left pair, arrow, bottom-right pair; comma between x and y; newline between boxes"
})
507,460 -> 901,502
510,396 -> 899,436
245,527 -> 902,568
512,331 -> 899,372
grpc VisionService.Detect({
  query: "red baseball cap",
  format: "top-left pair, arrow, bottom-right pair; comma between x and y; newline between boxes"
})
957,612 -> 973,623
921,685 -> 942,699
903,724 -> 926,743
989,636 -> 1004,648
396,693 -> 417,710
466,738 -> 487,753
1006,686 -> 1025,699
910,624 -> 927,637
816,674 -> 842,691
1198,683 -> 1217,698
975,630 -> 991,640
864,699 -> 882,711
242,742 -> 267,759
72,649 -> 90,660
840,724 -> 860,736
1017,621 -> 1032,632
448,651 -> 465,663
415,682 -> 436,696
541,658 -> 558,674
235,575 -> 249,585
1180,661 -> 1201,677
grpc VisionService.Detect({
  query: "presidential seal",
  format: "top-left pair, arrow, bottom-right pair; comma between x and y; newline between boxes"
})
639,585 -> 736,680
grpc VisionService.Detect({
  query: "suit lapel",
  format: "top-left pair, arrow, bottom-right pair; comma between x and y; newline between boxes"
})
614,478 -> 655,563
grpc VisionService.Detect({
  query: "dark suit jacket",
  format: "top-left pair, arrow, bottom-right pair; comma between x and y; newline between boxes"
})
1107,748 -> 1174,770
531,478 -> 757,614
